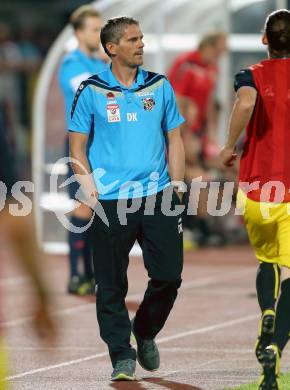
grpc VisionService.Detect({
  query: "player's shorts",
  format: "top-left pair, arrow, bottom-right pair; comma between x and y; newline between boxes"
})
0,338 -> 9,390
237,189 -> 290,268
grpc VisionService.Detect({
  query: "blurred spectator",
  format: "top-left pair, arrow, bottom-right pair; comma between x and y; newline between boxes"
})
168,31 -> 227,153
16,27 -> 42,127
0,23 -> 42,176
168,32 -> 241,248
58,5 -> 108,295
0,128 -> 57,386
34,27 -> 58,57
0,23 -> 22,148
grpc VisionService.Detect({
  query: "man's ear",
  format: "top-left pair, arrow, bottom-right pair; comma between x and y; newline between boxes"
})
262,33 -> 268,46
106,42 -> 117,57
75,29 -> 82,42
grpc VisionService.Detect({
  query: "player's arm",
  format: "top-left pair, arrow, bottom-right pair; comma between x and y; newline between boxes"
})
206,93 -> 218,145
220,69 -> 257,167
69,83 -> 99,204
167,127 -> 185,200
69,132 -> 99,203
178,96 -> 198,137
173,70 -> 197,138
162,78 -> 186,199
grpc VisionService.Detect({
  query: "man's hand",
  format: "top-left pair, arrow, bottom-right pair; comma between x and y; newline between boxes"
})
220,146 -> 238,167
220,86 -> 257,168
72,174 -> 99,210
79,185 -> 99,210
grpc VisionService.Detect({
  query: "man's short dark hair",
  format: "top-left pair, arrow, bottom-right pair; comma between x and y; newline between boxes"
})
265,9 -> 290,56
100,16 -> 139,57
70,5 -> 101,31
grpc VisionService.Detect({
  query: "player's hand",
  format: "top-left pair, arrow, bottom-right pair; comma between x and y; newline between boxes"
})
219,146 -> 238,167
86,190 -> 99,211
77,181 -> 99,210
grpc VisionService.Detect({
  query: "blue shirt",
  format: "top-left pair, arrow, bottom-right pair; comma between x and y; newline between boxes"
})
58,48 -> 107,124
69,65 -> 184,200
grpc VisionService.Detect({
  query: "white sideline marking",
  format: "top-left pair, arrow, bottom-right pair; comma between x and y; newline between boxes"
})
5,347 -> 255,353
144,369 -> 181,379
159,347 -> 253,353
5,352 -> 108,381
1,303 -> 93,327
157,314 -> 258,344
7,347 -> 98,351
142,359 -> 219,379
2,268 -> 253,328
6,313 -> 258,381
192,359 -> 221,368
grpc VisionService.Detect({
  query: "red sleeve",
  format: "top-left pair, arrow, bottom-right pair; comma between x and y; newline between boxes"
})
173,69 -> 194,97
168,60 -> 181,85
168,53 -> 189,90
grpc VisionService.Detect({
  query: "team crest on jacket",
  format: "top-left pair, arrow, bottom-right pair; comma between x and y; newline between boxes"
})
106,92 -> 115,99
142,97 -> 155,111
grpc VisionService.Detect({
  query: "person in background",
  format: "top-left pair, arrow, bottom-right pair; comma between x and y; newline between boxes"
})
168,31 -> 226,142
0,129 -> 56,388
0,23 -> 23,151
220,9 -> 290,390
168,32 -> 230,248
58,5 -> 107,295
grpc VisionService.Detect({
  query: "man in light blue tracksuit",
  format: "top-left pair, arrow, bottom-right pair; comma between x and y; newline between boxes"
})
69,17 -> 185,380
58,5 -> 107,294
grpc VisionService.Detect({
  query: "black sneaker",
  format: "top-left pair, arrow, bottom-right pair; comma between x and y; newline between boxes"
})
131,318 -> 160,371
111,359 -> 136,381
255,309 -> 275,363
258,344 -> 280,390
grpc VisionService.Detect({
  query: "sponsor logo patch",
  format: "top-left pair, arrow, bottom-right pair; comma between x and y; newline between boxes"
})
106,91 -> 115,99
107,104 -> 121,122
142,97 -> 155,111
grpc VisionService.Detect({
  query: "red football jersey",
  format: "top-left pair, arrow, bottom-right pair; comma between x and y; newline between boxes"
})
239,58 -> 290,202
168,51 -> 217,132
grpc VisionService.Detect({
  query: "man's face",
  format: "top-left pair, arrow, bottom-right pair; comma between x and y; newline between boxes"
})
110,24 -> 144,67
202,36 -> 228,65
77,16 -> 102,53
215,36 -> 228,57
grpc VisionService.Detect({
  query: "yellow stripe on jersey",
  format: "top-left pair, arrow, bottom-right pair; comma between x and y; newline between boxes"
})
273,264 -> 280,299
